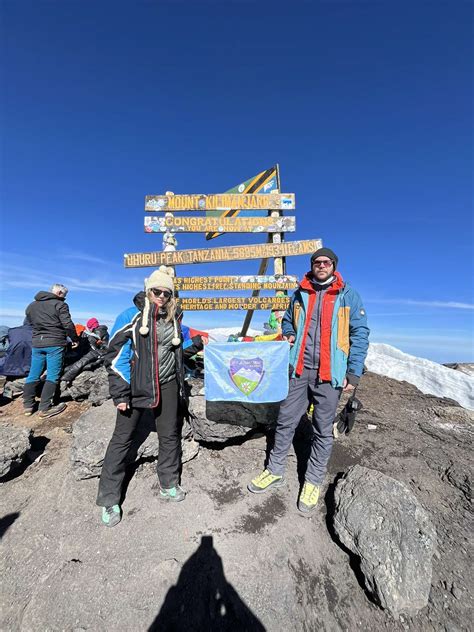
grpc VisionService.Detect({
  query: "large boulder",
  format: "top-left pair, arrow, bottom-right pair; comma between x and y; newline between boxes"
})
63,366 -> 110,406
333,465 -> 437,618
187,394 -> 279,443
0,423 -> 32,478
186,376 -> 280,443
71,399 -> 199,480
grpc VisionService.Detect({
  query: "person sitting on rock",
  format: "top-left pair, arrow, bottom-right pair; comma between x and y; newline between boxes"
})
60,318 -> 109,388
96,267 -> 204,528
247,248 -> 369,513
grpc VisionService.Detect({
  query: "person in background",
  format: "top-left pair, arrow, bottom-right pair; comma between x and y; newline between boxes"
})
23,284 -> 79,418
247,248 -> 369,513
60,318 -> 109,387
97,267 -> 204,527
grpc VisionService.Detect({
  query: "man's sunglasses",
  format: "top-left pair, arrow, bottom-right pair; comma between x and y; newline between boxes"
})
151,288 -> 172,299
312,259 -> 333,268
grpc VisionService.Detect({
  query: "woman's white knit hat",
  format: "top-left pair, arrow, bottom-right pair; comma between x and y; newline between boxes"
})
139,266 -> 180,345
144,268 -> 175,293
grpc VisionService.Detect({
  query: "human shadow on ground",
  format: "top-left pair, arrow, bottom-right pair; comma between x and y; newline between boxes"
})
0,512 -> 20,539
149,535 -> 266,631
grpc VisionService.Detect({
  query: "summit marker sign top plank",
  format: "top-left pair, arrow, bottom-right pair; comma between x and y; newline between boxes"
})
124,239 -> 321,268
145,193 -> 295,212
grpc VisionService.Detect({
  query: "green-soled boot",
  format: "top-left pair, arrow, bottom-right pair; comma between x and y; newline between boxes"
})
101,505 -> 121,527
159,485 -> 186,502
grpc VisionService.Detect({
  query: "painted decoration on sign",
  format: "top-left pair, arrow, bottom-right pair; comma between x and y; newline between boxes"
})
229,357 -> 264,396
124,238 -> 322,268
204,341 -> 290,403
144,215 -> 296,233
206,165 -> 279,240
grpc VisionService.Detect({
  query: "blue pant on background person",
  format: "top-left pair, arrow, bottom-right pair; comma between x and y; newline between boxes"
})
26,346 -> 65,384
23,346 -> 67,417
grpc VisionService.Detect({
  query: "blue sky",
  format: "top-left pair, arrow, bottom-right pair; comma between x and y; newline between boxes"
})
1,0 -> 473,363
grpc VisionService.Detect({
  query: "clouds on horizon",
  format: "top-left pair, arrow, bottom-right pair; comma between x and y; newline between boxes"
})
2,252 -> 473,308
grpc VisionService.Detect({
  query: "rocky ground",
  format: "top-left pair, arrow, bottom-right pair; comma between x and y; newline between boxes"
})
0,372 -> 472,631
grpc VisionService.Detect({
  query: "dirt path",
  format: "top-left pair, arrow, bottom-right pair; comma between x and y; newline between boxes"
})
1,373 -> 472,631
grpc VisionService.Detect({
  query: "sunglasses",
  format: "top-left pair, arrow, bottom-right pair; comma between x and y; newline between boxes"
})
312,259 -> 333,268
151,288 -> 172,299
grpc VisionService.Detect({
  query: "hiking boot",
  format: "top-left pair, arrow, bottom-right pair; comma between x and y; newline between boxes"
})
38,403 -> 67,419
24,407 -> 35,417
159,485 -> 186,502
298,482 -> 321,513
101,505 -> 121,527
247,469 -> 285,494
23,380 -> 39,409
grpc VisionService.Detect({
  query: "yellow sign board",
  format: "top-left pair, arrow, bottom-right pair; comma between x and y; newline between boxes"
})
144,193 -> 295,211
144,215 -> 296,233
173,275 -> 299,291
124,239 -> 321,268
177,297 -> 291,311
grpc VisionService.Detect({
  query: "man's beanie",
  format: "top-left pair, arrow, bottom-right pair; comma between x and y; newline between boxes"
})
139,266 -> 179,345
310,247 -> 338,270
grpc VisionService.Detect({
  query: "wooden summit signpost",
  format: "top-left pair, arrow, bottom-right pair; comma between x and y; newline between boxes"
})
126,166 -> 323,329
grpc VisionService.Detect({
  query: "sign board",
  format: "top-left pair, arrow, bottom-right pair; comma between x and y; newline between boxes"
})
144,215 -> 296,234
206,165 -> 279,240
173,275 -> 299,291
177,297 -> 291,311
144,193 -> 295,212
125,239 -> 321,268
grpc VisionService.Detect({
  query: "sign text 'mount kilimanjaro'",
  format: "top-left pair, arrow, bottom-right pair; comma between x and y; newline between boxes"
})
124,239 -> 322,268
177,296 -> 291,311
145,193 -> 295,211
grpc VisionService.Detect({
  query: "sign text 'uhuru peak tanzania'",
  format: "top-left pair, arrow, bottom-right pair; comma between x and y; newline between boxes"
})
124,239 -> 321,268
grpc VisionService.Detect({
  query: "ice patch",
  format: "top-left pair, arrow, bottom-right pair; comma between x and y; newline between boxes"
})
367,343 -> 474,411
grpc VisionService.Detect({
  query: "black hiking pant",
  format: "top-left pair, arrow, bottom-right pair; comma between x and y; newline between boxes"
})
96,379 -> 181,507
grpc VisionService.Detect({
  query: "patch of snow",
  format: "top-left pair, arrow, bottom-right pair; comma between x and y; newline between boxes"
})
366,343 -> 474,411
